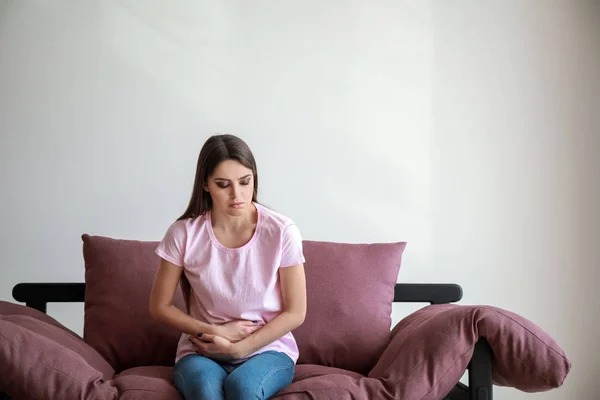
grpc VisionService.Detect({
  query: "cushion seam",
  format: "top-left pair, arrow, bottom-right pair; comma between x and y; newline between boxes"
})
390,313 -> 469,387
484,306 -> 569,361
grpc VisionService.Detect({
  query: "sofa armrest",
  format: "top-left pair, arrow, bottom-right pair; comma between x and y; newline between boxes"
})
393,283 -> 463,304
12,283 -> 85,313
15,283 -> 461,311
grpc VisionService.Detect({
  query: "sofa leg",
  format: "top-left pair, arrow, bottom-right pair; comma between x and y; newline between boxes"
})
443,382 -> 468,400
468,337 -> 493,400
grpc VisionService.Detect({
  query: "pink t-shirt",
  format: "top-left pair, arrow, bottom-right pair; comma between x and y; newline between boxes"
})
155,202 -> 305,364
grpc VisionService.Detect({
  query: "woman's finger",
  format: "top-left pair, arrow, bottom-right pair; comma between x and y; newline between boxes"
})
189,337 -> 209,351
188,338 -> 201,353
200,334 -> 215,342
245,325 -> 262,334
189,337 -> 201,346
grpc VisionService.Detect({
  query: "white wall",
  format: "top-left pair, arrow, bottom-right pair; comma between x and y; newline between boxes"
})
1,1 -> 598,399
432,2 -> 600,398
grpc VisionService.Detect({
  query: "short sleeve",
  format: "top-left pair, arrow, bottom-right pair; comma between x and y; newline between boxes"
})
155,221 -> 186,267
280,223 -> 305,268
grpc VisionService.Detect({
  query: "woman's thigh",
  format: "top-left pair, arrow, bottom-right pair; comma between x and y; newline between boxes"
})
224,351 -> 295,400
173,354 -> 228,400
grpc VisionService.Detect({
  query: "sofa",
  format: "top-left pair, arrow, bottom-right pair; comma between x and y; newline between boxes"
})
0,235 -> 571,399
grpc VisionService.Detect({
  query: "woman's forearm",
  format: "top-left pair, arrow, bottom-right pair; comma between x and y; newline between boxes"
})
150,305 -> 218,336
233,311 -> 304,359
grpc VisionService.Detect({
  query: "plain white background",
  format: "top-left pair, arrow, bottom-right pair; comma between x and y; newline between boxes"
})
1,1 -> 598,398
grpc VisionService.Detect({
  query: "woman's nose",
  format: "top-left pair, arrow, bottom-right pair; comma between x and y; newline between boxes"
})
231,184 -> 240,198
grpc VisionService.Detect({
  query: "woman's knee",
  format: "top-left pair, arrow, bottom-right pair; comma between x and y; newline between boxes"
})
224,375 -> 256,400
173,354 -> 227,400
224,374 -> 294,400
224,358 -> 294,400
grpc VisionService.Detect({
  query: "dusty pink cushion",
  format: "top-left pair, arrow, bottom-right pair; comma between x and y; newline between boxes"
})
112,366 -> 181,400
275,364 -> 371,399
82,234 -> 186,373
0,302 -> 117,400
0,299 -> 78,332
291,240 -> 407,375
369,304 -> 572,399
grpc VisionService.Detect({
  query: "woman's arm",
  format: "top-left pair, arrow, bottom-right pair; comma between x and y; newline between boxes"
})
232,263 -> 307,359
149,258 -> 219,336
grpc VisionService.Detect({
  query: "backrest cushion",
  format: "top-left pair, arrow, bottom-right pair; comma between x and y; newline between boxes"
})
82,234 -> 406,375
292,240 -> 407,375
82,234 -> 186,373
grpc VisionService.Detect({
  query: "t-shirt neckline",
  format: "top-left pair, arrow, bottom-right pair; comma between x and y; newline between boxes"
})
206,202 -> 262,253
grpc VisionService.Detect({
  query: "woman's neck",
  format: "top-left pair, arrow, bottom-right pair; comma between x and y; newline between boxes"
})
210,204 -> 257,233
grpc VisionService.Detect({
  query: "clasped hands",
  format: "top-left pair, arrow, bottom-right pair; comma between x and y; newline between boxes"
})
188,319 -> 262,362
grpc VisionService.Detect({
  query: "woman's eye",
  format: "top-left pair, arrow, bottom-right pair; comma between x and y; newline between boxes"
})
217,183 -> 229,189
240,180 -> 250,186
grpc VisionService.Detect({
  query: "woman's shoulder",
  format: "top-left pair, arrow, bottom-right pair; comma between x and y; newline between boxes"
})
163,214 -> 208,238
256,203 -> 302,244
257,203 -> 297,228
256,204 -> 304,261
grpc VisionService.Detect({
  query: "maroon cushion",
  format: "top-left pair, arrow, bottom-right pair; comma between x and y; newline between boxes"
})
368,304 -> 572,399
293,364 -> 364,382
82,234 -> 186,373
291,241 -> 407,375
112,366 -> 181,400
0,299 -> 79,333
276,364 -> 381,399
0,302 -> 117,400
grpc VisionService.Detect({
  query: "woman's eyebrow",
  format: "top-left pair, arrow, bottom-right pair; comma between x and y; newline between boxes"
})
214,174 -> 252,182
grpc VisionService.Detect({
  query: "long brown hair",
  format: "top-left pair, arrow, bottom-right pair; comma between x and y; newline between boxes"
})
177,134 -> 259,311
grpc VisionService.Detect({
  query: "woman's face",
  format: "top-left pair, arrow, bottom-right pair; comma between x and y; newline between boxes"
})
204,159 -> 254,217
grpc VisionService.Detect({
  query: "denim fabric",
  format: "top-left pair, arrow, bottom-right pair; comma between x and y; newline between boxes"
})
173,351 -> 294,400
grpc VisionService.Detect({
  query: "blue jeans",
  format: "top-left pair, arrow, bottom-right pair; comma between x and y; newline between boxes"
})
173,351 -> 295,400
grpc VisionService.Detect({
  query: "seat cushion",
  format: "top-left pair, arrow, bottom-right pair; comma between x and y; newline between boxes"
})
112,365 -> 369,400
292,364 -> 364,381
82,234 -> 187,372
291,240 -> 407,375
112,366 -> 181,400
274,364 -> 385,399
113,364 -> 379,400
0,302 -> 117,400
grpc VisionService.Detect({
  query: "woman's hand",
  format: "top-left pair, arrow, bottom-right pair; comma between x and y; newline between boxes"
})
216,320 -> 262,342
189,334 -> 240,362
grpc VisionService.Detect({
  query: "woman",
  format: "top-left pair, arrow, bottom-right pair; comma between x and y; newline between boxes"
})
149,134 -> 306,400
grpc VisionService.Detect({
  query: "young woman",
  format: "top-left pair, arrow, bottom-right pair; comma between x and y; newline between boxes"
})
149,134 -> 307,400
